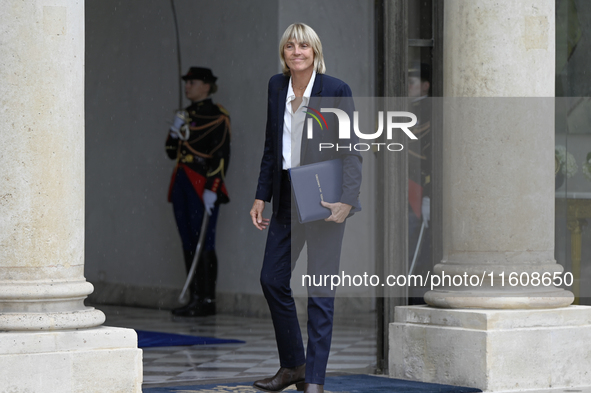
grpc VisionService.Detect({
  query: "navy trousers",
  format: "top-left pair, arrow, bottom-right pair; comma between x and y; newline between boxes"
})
170,168 -> 219,253
260,171 -> 346,385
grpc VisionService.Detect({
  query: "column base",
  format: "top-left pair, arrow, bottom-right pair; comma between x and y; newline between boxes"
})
424,287 -> 574,309
0,281 -> 107,330
389,305 -> 591,391
0,307 -> 106,330
0,326 -> 142,392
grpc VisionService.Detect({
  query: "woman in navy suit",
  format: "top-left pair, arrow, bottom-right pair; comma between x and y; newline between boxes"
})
250,23 -> 362,393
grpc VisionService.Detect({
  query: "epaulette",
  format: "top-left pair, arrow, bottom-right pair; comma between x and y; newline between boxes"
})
216,103 -> 230,116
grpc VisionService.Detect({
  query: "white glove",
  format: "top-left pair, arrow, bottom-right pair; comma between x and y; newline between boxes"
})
169,111 -> 189,140
169,127 -> 182,139
421,196 -> 430,228
203,189 -> 217,215
172,113 -> 185,129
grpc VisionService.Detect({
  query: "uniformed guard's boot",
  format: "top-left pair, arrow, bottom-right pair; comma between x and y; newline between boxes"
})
172,296 -> 200,316
197,250 -> 218,301
182,249 -> 195,274
172,250 -> 199,316
172,296 -> 215,317
173,251 -> 216,317
194,250 -> 218,316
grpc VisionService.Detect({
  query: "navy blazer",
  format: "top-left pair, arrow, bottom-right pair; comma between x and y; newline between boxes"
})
255,73 -> 362,216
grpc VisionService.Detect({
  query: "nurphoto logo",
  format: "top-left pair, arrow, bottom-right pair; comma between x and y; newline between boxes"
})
307,109 -> 418,152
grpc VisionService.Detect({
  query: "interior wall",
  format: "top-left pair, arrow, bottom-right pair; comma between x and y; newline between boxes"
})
85,0 -> 375,311
85,0 -> 278,305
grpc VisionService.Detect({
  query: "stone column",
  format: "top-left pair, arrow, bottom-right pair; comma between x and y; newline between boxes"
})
0,1 -> 142,391
390,1 -> 591,391
422,0 -> 573,309
0,0 -> 105,329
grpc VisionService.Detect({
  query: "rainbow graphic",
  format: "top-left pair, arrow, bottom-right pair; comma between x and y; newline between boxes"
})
303,106 -> 328,130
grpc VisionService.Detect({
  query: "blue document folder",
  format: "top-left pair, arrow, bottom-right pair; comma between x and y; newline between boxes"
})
288,159 -> 361,223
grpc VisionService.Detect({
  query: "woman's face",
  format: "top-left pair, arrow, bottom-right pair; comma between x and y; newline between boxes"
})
284,39 -> 314,74
185,79 -> 210,102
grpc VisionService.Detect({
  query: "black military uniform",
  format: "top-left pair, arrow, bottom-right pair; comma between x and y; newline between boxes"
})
408,97 -> 432,212
407,63 -> 432,305
166,67 -> 231,317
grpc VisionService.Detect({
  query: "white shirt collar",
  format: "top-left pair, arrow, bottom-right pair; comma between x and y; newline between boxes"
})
286,70 -> 316,102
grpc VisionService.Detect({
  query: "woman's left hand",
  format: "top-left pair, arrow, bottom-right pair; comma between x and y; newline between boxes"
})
320,201 -> 352,223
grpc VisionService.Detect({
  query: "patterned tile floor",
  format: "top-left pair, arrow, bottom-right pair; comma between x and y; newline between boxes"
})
98,305 -> 378,388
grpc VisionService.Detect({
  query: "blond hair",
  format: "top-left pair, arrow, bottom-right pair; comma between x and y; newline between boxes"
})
279,23 -> 326,76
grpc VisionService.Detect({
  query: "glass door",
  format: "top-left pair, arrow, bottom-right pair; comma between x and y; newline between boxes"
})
374,0 -> 443,373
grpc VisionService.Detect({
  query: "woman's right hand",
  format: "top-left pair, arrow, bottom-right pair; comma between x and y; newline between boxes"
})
250,199 -> 270,230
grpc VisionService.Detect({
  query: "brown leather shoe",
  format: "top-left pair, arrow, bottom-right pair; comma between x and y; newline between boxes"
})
304,383 -> 324,393
253,363 -> 306,392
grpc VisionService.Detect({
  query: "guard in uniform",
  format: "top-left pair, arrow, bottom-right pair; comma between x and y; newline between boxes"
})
407,62 -> 432,304
165,67 -> 231,317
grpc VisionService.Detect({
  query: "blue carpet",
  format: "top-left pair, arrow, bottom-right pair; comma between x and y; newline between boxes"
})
144,374 -> 482,392
135,330 -> 245,348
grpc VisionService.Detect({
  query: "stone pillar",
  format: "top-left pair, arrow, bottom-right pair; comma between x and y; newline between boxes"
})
390,1 -> 591,391
424,0 -> 572,309
0,1 -> 142,391
0,0 -> 104,328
